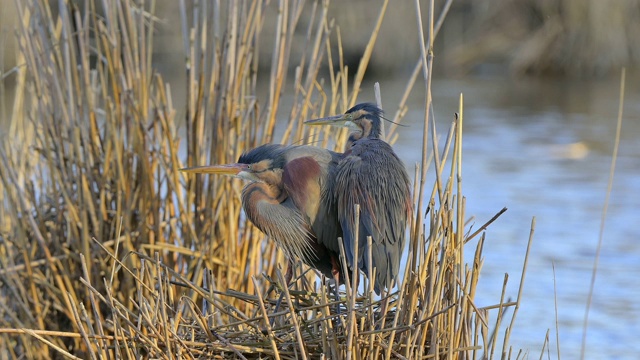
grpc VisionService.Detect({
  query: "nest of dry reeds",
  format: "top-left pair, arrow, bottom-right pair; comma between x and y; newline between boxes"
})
0,0 -> 532,358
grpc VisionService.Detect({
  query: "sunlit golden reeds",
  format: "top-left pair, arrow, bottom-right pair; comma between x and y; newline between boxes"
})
0,0 -> 532,358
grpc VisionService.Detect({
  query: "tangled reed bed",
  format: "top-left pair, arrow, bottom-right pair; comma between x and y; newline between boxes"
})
0,0 -> 533,358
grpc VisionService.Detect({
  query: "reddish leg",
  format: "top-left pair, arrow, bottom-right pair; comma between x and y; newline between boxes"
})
284,259 -> 294,286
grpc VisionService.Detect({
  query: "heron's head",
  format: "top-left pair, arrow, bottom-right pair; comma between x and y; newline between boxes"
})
180,144 -> 286,184
304,102 -> 383,141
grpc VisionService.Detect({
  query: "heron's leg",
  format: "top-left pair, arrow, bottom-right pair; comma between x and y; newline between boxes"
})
284,260 -> 294,285
377,290 -> 389,325
330,256 -> 342,311
332,270 -> 341,302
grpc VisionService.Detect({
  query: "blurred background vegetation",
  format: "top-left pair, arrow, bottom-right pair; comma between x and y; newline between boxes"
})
3,0 -> 640,90
2,0 -> 639,128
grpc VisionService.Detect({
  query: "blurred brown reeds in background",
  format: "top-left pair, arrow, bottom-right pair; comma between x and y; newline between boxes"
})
0,0 -> 534,358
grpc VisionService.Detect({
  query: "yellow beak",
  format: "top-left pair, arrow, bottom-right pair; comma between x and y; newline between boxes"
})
304,114 -> 350,127
180,163 -> 249,175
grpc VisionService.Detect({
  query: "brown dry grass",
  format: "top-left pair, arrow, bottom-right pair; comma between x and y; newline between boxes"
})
0,0 -> 532,358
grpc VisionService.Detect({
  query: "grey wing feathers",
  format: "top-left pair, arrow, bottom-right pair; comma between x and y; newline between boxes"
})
336,139 -> 411,294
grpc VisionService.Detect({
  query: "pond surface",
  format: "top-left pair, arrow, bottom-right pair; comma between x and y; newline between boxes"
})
379,73 -> 640,359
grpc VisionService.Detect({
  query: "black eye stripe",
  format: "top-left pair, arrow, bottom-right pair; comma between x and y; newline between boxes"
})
248,164 -> 268,173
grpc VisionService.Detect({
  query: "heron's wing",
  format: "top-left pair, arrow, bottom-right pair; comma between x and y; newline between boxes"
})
336,139 -> 412,294
282,154 -> 342,255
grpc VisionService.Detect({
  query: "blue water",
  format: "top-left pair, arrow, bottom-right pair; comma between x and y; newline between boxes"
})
383,74 -> 640,359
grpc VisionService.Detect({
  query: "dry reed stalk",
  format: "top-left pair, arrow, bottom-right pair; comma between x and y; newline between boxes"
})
581,68 -> 626,359
345,204 -> 360,359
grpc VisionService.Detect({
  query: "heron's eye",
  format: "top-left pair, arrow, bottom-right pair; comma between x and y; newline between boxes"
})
247,165 -> 252,170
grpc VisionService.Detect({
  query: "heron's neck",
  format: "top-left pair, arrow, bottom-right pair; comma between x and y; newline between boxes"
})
346,123 -> 380,149
346,132 -> 361,149
242,180 -> 287,208
357,120 -> 381,140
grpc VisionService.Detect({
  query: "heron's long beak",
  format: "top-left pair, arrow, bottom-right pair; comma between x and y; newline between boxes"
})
180,163 -> 248,175
304,114 -> 350,127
